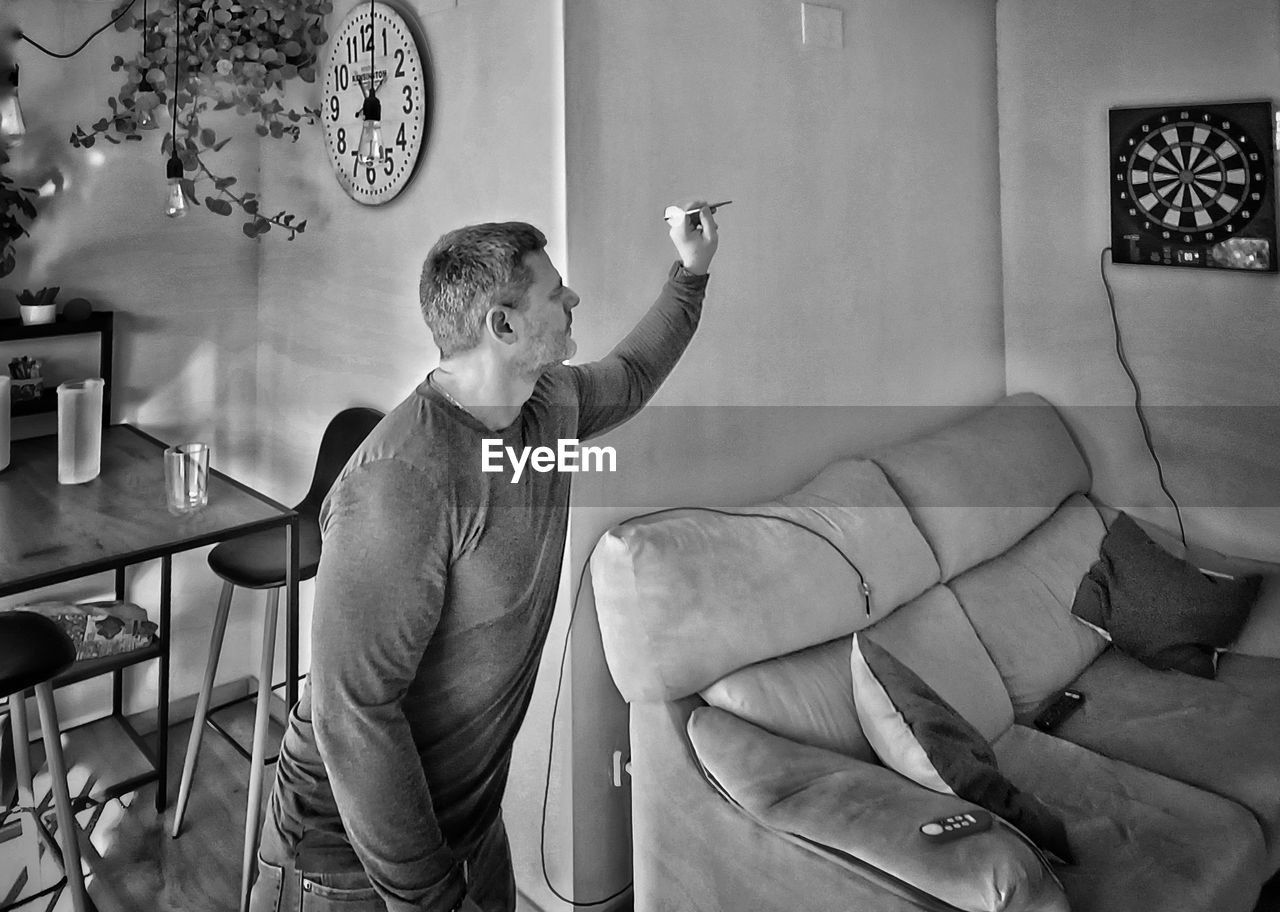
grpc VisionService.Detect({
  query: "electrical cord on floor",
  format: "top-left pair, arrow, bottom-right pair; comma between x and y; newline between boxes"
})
1099,246 -> 1188,550
541,505 -> 873,906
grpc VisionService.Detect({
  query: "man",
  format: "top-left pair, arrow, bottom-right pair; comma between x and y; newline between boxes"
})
249,203 -> 719,912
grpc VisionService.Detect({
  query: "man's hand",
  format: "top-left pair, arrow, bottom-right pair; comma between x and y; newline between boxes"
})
664,199 -> 719,276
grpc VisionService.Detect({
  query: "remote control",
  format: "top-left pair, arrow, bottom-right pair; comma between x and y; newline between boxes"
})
1034,689 -> 1085,732
919,809 -> 993,843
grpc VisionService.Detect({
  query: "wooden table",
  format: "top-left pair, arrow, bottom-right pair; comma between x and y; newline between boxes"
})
0,424 -> 299,813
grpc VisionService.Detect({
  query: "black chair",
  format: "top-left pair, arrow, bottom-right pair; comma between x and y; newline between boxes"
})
168,406 -> 384,911
0,611 -> 90,912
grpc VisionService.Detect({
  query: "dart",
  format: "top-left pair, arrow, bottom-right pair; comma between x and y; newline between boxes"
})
663,201 -> 732,222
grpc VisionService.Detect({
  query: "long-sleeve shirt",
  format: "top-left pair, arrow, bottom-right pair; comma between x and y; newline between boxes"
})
263,262 -> 709,912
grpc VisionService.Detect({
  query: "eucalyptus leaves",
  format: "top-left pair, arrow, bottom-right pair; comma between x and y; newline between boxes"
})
71,0 -> 333,239
0,144 -> 37,277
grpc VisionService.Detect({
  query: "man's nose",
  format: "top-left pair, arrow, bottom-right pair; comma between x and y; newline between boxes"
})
565,289 -> 580,310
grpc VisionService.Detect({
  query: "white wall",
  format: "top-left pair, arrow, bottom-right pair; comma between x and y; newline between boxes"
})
998,0 -> 1280,560
562,0 -> 1004,903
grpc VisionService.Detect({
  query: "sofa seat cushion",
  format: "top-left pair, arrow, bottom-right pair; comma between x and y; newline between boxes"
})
993,724 -> 1267,912
950,495 -> 1109,716
1052,646 -> 1280,867
851,634 -> 1073,863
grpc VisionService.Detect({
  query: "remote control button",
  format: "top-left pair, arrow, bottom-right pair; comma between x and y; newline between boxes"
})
922,823 -> 944,836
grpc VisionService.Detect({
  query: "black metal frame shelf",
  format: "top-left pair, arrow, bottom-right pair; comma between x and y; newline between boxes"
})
0,312 -> 114,426
0,424 -> 300,815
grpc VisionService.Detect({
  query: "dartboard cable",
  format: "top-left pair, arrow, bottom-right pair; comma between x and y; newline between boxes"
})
1099,246 -> 1188,550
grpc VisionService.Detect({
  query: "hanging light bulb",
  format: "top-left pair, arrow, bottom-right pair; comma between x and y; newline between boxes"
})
165,154 -> 187,218
357,94 -> 384,165
134,0 -> 158,130
163,0 -> 185,217
135,82 -> 160,131
356,0 -> 384,166
135,87 -> 160,130
0,66 -> 27,143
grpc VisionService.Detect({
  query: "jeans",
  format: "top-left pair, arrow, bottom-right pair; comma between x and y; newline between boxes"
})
248,814 -> 517,912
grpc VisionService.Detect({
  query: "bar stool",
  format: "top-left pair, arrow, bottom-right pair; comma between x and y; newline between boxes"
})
169,406 -> 383,910
0,611 -> 90,912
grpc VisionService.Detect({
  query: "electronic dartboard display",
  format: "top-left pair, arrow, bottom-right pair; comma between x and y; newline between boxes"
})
1110,101 -> 1277,272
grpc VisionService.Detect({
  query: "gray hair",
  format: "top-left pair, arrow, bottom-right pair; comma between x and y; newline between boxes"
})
419,222 -> 548,358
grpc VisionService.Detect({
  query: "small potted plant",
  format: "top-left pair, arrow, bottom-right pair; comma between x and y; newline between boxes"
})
17,285 -> 58,324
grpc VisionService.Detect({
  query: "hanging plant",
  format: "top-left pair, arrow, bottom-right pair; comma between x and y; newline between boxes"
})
0,37 -> 37,277
70,0 -> 333,240
0,145 -> 39,278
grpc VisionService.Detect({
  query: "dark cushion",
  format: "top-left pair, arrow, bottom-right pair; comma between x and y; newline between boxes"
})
0,612 -> 77,697
850,634 -> 1074,864
1071,513 -> 1259,678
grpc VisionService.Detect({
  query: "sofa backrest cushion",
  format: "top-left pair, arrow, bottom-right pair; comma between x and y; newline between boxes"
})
700,585 -> 1013,761
861,584 -> 1015,740
871,393 -> 1091,581
949,494 -> 1109,716
592,457 -> 941,704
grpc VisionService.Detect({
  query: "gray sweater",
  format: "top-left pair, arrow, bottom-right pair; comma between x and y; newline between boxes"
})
264,263 -> 708,911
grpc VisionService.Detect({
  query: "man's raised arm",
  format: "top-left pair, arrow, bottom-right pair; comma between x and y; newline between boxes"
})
570,200 -> 720,440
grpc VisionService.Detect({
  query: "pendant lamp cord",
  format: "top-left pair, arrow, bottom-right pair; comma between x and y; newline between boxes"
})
172,0 -> 180,152
17,1 -> 140,60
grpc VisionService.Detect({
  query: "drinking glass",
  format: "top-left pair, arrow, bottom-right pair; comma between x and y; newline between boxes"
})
164,443 -> 210,514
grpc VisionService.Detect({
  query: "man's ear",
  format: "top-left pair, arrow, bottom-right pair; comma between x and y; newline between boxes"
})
487,307 -> 519,346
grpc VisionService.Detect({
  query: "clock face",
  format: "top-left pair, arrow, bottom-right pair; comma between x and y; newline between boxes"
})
322,2 -> 431,205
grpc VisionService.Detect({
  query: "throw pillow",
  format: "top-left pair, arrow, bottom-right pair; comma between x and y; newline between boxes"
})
1071,513 -> 1259,679
849,633 -> 1075,864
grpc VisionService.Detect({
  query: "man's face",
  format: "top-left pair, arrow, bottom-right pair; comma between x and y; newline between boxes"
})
509,248 -> 579,375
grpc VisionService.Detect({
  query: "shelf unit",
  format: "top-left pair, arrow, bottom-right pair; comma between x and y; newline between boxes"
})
0,311 -> 114,424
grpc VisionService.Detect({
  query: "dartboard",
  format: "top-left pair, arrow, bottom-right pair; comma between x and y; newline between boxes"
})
1109,102 -> 1276,271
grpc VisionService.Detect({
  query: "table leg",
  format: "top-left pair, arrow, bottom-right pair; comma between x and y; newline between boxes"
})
113,567 -> 126,718
156,555 -> 171,814
286,517 -> 300,712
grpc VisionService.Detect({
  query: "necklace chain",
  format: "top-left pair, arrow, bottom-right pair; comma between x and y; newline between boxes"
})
430,373 -> 464,410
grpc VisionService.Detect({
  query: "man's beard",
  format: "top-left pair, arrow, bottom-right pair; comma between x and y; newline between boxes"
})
517,330 -> 576,379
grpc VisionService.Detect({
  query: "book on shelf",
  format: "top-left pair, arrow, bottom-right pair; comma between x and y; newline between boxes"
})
3,600 -> 158,661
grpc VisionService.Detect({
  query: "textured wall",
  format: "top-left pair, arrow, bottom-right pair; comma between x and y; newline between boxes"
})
998,0 -> 1280,560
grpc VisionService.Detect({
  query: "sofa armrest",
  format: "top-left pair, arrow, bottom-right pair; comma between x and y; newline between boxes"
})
688,707 -> 1068,912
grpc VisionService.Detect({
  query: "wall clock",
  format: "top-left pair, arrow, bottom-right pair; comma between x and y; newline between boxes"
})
1109,101 -> 1276,272
322,1 -> 432,205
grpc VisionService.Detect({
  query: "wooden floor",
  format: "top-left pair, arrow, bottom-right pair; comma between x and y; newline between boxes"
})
3,705 -> 547,912
4,704 -> 278,912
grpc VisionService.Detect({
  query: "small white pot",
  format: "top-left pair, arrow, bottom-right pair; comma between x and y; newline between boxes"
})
19,303 -> 56,325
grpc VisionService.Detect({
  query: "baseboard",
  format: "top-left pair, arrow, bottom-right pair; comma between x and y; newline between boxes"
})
8,676 -> 261,743
125,675 -> 290,736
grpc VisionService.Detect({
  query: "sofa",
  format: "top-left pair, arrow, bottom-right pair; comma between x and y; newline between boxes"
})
589,392 -> 1280,912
